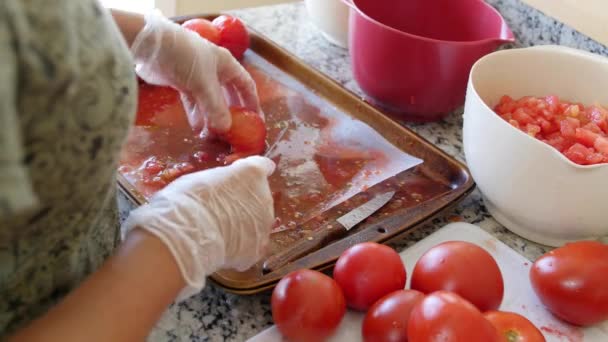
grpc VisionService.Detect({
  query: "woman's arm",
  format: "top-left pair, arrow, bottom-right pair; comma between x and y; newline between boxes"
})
110,9 -> 146,47
10,229 -> 185,342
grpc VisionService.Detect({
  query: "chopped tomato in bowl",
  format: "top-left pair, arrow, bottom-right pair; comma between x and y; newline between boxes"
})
494,95 -> 608,166
463,45 -> 608,247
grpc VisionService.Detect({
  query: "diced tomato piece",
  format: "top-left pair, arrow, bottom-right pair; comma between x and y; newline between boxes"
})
536,116 -> 558,134
501,112 -> 513,121
564,143 -> 593,165
499,95 -> 514,104
544,132 -> 575,152
559,117 -> 580,138
583,122 -> 603,133
508,119 -> 520,130
594,136 -> 608,155
564,104 -> 581,118
575,128 -> 600,147
525,124 -> 541,137
495,95 -> 516,115
586,105 -> 608,133
513,108 -> 535,125
586,152 -> 605,164
544,95 -> 560,108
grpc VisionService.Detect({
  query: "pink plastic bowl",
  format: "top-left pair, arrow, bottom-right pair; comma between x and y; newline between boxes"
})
344,0 -> 515,122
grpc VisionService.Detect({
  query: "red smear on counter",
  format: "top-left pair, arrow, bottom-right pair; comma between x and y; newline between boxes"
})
540,324 -> 583,342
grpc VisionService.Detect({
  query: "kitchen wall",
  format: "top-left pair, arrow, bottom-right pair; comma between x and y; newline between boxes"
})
175,0 -> 296,15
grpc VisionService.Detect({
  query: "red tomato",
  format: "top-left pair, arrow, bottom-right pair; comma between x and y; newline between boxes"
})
410,241 -> 504,312
212,15 -> 250,59
494,95 -> 608,165
271,269 -> 346,342
362,290 -> 424,342
333,242 -> 407,311
221,107 -> 267,164
407,291 -> 500,342
484,311 -> 546,342
530,241 -> 608,326
181,18 -> 220,45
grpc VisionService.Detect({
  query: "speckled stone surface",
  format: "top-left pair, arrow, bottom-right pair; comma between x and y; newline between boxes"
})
117,1 -> 608,341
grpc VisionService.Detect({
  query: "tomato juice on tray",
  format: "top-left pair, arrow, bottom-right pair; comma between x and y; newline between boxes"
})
119,53 -> 445,233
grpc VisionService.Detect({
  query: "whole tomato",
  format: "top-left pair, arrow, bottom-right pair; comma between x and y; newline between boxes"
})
484,311 -> 546,342
181,18 -> 221,44
212,15 -> 250,59
410,241 -> 504,311
333,242 -> 407,311
221,107 -> 267,164
271,269 -> 346,342
530,240 -> 608,326
408,291 -> 500,342
362,290 -> 425,342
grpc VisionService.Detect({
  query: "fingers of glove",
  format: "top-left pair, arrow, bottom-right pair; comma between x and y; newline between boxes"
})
218,54 -> 262,115
224,78 -> 263,121
181,82 -> 232,133
223,83 -> 243,108
180,92 -> 206,133
230,156 -> 276,178
156,156 -> 275,202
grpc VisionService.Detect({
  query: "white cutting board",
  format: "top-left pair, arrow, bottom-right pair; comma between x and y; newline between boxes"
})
248,222 -> 608,342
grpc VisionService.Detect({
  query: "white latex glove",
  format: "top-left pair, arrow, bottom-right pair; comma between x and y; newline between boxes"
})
122,156 -> 276,300
131,10 -> 261,133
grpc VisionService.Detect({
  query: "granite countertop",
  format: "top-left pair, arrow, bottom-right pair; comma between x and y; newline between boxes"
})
131,1 -> 608,341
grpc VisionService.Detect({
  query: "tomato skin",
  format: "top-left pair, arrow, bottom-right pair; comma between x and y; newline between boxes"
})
181,18 -> 221,44
530,241 -> 608,326
212,15 -> 250,59
333,242 -> 407,311
410,241 -> 504,312
484,311 -> 546,342
407,291 -> 500,342
271,269 -> 346,342
362,290 -> 424,342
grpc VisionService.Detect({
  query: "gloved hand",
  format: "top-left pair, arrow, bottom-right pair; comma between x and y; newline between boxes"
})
131,10 -> 261,133
122,156 -> 276,300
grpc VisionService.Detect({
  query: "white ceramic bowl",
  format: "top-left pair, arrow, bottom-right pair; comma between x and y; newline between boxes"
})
463,45 -> 608,247
305,0 -> 349,48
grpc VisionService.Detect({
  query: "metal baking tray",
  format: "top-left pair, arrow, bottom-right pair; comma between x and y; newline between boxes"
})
118,15 -> 475,294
